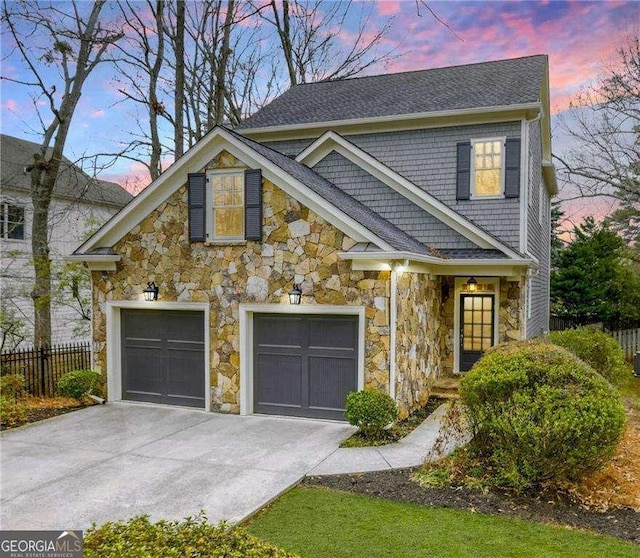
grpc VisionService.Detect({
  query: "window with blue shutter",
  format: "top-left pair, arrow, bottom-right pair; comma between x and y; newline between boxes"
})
456,142 -> 471,200
188,173 -> 206,242
244,168 -> 262,241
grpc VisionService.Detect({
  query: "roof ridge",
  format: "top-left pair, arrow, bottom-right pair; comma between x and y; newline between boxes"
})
292,54 -> 548,86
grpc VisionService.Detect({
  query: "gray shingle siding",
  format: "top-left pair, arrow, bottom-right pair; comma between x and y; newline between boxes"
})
525,119 -> 550,338
312,151 -> 478,250
262,122 -> 523,252
333,122 -> 522,250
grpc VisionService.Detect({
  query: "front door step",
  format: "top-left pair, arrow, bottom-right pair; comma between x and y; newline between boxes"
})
431,378 -> 461,400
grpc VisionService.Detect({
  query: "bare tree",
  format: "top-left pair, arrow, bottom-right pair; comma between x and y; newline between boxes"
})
260,0 -> 396,86
555,32 -> 639,251
1,0 -> 123,347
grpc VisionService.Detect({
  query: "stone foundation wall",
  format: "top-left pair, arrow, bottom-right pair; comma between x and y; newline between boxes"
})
92,151 -> 391,413
395,272 -> 442,418
439,276 -> 523,377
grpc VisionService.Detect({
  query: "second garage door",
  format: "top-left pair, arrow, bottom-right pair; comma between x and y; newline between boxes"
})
254,313 -> 358,420
121,309 -> 205,408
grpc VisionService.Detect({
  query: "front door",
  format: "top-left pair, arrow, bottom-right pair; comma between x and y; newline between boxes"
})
459,294 -> 495,372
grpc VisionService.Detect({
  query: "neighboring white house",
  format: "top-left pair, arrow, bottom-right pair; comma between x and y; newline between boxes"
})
0,134 -> 133,348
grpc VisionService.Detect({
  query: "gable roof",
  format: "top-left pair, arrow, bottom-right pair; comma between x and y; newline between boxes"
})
0,134 -> 133,208
237,56 -> 547,131
296,130 -> 524,259
226,129 -> 433,255
73,126 -> 434,257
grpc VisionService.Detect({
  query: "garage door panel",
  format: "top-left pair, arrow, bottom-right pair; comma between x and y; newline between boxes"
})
308,317 -> 357,350
255,353 -> 302,409
255,316 -> 304,347
254,314 -> 358,420
121,310 -> 205,409
308,356 -> 356,412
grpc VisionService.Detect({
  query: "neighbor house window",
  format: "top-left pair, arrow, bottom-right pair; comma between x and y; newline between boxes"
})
209,170 -> 244,240
1,203 -> 25,240
471,138 -> 504,197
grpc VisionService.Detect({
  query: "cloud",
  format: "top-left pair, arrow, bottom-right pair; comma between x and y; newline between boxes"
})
2,99 -> 18,111
90,109 -> 105,118
376,1 -> 401,16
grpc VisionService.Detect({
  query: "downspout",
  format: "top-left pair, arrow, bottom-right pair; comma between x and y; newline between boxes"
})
389,266 -> 398,401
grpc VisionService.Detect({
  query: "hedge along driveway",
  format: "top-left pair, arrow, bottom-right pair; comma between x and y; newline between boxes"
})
246,487 -> 639,558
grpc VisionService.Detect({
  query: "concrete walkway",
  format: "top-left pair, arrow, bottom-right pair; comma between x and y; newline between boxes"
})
310,402 -> 471,475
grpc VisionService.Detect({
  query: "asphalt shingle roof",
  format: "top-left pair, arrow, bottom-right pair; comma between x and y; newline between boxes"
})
237,56 -> 547,129
1,134 -> 133,207
227,128 -> 435,255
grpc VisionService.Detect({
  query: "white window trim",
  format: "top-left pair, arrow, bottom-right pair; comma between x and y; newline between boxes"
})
239,304 -> 366,416
1,201 -> 26,241
206,168 -> 245,242
470,137 -> 506,200
453,277 -> 500,374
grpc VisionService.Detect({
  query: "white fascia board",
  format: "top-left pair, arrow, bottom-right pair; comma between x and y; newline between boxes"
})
297,131 -> 522,259
75,127 -> 393,254
542,160 -> 558,195
65,254 -> 121,271
238,103 -> 542,140
338,250 -> 537,274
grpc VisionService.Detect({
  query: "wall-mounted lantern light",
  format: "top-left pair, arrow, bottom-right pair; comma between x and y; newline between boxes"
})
288,284 -> 302,305
143,281 -> 159,301
466,277 -> 478,293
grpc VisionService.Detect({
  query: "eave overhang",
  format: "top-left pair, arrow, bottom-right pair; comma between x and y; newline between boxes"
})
65,254 -> 121,271
238,103 -> 542,142
338,250 -> 538,276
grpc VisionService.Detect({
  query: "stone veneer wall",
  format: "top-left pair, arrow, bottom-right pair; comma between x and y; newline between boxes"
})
92,151 -> 391,413
395,272 -> 442,418
439,277 -> 523,377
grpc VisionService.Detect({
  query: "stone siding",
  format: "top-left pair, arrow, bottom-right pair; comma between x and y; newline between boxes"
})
395,272 -> 442,418
92,151 -> 391,413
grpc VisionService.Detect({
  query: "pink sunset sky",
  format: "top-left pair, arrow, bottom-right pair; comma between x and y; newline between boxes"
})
1,0 -> 638,222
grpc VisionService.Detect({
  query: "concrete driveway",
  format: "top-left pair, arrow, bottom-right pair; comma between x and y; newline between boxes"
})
0,403 -> 353,530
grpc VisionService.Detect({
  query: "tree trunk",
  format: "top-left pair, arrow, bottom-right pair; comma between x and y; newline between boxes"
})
214,0 -> 235,125
174,0 -> 185,158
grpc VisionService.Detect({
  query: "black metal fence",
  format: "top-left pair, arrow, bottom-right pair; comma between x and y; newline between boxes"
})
0,342 -> 91,397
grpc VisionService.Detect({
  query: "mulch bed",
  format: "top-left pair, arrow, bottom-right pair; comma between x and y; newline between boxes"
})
304,468 -> 640,544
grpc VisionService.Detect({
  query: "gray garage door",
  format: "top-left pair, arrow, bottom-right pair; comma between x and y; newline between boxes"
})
121,309 -> 205,408
254,313 -> 358,420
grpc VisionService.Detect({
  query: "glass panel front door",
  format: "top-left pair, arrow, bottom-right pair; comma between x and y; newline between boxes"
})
459,294 -> 495,372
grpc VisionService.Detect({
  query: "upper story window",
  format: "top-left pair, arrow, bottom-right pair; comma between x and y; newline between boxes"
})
471,138 -> 504,198
208,170 -> 244,240
1,202 -> 25,240
187,167 -> 262,244
456,137 -> 520,201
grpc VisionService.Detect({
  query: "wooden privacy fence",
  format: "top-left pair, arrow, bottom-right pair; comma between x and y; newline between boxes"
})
611,328 -> 640,361
0,342 -> 91,397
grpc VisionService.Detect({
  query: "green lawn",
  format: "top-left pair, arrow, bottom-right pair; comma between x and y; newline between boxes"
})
246,487 -> 639,558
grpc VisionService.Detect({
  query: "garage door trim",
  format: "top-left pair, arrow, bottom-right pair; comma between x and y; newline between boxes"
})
239,304 -> 365,416
106,301 -> 210,411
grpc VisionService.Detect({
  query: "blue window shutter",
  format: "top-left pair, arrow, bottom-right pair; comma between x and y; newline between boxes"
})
456,142 -> 471,200
504,138 -> 521,198
188,173 -> 206,242
245,169 -> 262,241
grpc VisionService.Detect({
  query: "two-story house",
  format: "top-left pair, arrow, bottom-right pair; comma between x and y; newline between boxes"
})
1,134 -> 133,348
71,55 -> 556,420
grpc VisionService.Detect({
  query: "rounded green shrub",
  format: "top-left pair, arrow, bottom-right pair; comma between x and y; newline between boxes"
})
84,514 -> 297,558
549,328 -> 628,384
345,389 -> 399,438
0,373 -> 26,400
57,369 -> 101,400
460,341 -> 625,489
0,395 -> 27,427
